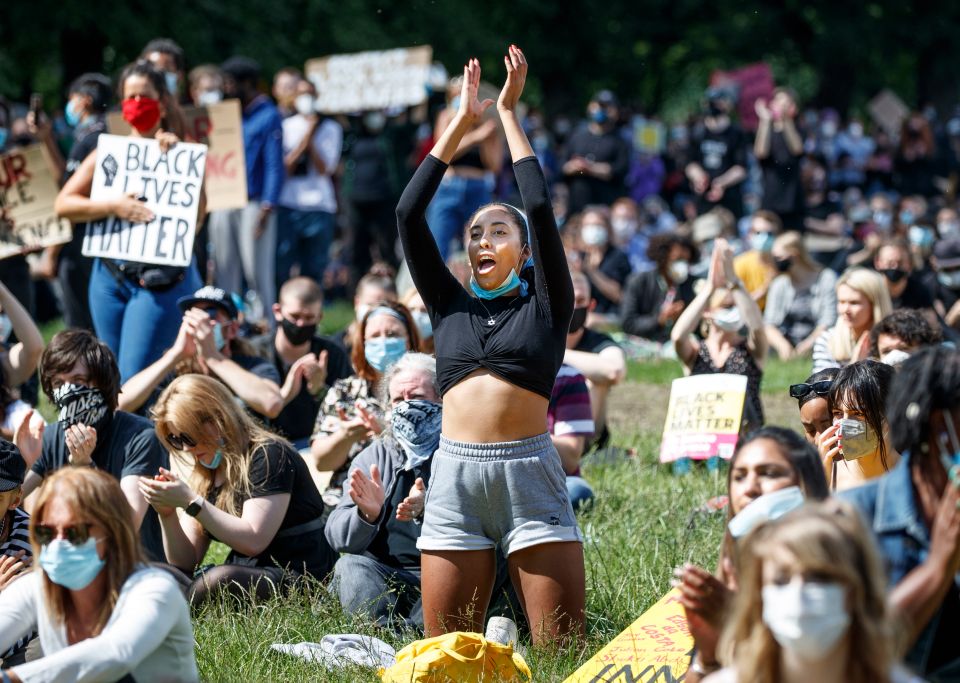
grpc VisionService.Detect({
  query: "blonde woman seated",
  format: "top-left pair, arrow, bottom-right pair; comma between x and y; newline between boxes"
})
763,232 -> 837,359
672,238 -> 768,432
0,468 -> 198,682
704,501 -> 917,683
139,374 -> 335,605
810,268 -> 892,373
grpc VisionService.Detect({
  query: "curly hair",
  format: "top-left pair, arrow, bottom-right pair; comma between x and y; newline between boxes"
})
646,233 -> 700,273
869,309 -> 942,358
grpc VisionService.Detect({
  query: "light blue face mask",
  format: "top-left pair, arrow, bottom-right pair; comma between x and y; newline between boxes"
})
39,537 -> 106,591
365,337 -> 407,373
212,322 -> 227,351
749,232 -> 775,253
728,485 -> 805,538
200,449 -> 223,470
165,71 -> 179,95
470,269 -> 528,299
412,310 -> 433,340
0,127 -> 8,150
65,99 -> 83,127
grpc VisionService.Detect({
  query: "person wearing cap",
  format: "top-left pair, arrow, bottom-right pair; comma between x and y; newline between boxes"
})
934,238 -> 960,332
686,87 -> 748,218
15,330 -> 168,562
562,90 -> 630,215
0,440 -> 34,667
118,285 -> 282,421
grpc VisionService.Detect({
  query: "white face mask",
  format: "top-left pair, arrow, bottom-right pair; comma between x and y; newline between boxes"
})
611,217 -> 638,242
668,259 -> 689,284
938,220 -> 960,239
728,486 -> 804,538
581,223 -> 608,247
762,581 -> 850,660
295,94 -> 315,116
355,304 -> 371,323
880,349 -> 911,366
197,90 -> 223,106
711,306 -> 744,333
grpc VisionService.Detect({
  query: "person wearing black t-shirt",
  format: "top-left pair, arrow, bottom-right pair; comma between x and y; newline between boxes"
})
272,277 -> 352,448
562,90 -> 630,215
41,73 -> 113,330
16,330 -> 168,562
140,374 -> 336,605
754,89 -> 805,231
686,88 -> 748,218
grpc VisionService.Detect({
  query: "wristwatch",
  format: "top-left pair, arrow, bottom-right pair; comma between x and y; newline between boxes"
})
184,495 -> 204,517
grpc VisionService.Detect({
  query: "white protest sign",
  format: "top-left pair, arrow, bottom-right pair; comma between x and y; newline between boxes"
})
305,46 -> 433,113
83,134 -> 206,267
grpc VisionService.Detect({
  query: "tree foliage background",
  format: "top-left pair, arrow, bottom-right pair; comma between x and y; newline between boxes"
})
2,0 -> 958,118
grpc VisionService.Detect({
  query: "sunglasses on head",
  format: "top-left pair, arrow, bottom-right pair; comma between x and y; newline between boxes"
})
34,522 -> 93,547
789,380 -> 833,400
165,431 -> 198,450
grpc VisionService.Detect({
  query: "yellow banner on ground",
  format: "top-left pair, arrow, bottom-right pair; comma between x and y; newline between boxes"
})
564,589 -> 692,683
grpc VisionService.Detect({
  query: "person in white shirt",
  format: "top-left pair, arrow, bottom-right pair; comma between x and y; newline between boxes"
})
0,467 -> 197,683
276,76 -> 342,295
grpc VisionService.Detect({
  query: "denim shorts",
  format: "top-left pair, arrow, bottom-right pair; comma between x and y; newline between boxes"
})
417,433 -> 583,556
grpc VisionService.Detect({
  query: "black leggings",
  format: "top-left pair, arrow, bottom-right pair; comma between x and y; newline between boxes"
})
161,563 -> 287,607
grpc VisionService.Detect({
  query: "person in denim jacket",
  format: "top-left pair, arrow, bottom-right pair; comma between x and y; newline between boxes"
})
842,346 -> 960,681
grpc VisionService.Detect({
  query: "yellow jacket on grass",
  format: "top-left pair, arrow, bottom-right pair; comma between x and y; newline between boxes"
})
380,632 -> 531,682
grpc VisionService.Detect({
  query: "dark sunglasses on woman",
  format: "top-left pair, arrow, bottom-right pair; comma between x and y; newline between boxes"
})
788,380 -> 833,400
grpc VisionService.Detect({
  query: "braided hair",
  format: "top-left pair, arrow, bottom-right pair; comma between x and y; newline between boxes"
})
887,346 -> 960,456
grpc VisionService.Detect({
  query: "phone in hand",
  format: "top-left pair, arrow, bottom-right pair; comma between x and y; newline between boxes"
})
29,93 -> 43,122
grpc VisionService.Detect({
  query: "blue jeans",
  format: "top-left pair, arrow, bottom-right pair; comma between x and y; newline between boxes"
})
276,207 -> 334,292
566,476 -> 595,511
425,175 -> 490,261
89,259 -> 202,382
331,554 -> 423,630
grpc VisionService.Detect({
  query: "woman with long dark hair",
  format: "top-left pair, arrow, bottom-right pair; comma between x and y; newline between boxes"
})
396,47 -> 582,643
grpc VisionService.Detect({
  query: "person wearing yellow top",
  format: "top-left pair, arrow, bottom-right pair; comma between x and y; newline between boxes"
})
733,210 -> 782,311
817,359 -> 899,491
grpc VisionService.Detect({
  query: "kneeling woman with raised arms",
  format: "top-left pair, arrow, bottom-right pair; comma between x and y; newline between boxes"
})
396,47 -> 583,643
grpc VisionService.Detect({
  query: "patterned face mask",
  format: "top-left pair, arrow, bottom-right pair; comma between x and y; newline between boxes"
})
391,400 -> 442,470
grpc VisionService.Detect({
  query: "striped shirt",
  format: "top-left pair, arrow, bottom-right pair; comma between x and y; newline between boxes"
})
548,365 -> 595,441
1,507 -> 33,658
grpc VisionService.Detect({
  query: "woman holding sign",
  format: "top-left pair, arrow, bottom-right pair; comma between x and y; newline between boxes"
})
55,60 -> 204,382
396,47 -> 583,645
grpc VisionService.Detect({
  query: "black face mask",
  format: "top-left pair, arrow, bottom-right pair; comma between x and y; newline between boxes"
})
774,257 -> 793,273
280,318 -> 316,346
568,307 -> 588,334
882,267 -> 907,284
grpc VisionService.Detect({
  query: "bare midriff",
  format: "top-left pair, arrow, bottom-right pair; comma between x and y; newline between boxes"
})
442,369 -> 549,443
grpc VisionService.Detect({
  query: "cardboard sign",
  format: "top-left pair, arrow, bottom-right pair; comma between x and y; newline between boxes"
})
564,590 -> 693,683
0,144 -> 72,260
659,373 -> 747,463
305,46 -> 433,113
83,134 -> 207,266
108,99 -> 247,211
868,89 -> 909,138
710,62 -> 775,132
633,117 -> 666,154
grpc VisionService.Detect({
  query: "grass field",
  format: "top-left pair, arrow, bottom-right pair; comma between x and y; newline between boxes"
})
190,349 -> 807,682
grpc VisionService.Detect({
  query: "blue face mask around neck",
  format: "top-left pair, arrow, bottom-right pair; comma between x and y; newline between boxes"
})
199,449 -> 223,470
469,252 -> 530,299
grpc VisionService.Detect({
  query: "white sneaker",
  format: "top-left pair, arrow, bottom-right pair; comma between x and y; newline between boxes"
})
485,616 -> 525,657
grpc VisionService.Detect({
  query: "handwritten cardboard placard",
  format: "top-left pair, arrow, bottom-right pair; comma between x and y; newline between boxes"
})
305,46 -> 433,113
710,62 -> 775,132
0,144 -> 72,260
564,590 -> 693,683
659,373 -> 747,463
868,89 -> 909,138
108,99 -> 246,211
83,134 -> 207,266
633,117 -> 666,155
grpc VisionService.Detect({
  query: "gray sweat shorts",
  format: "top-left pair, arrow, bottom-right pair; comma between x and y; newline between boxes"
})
417,433 -> 583,556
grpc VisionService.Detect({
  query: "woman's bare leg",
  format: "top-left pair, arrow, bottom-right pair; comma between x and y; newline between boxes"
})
421,549 -> 496,636
508,541 -> 585,646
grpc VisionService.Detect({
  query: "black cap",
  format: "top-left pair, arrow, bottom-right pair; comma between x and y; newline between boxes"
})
0,440 -> 25,492
935,239 -> 960,269
593,90 -> 619,107
176,286 -> 238,319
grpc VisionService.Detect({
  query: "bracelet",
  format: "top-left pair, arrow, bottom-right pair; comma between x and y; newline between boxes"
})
690,657 -> 720,676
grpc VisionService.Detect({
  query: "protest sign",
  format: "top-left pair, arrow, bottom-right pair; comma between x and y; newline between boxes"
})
632,117 -> 666,154
868,89 -> 909,138
83,134 -> 207,267
0,144 -> 72,260
659,373 -> 747,463
305,46 -> 433,113
564,590 -> 693,683
108,99 -> 246,211
710,62 -> 775,132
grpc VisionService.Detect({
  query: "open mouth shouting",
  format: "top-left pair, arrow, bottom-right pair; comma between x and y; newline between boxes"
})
477,253 -> 498,275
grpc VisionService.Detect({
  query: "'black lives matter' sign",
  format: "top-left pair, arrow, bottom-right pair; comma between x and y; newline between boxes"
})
0,144 -> 72,260
84,134 -> 207,267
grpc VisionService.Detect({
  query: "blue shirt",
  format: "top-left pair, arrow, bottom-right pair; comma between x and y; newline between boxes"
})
842,452 -> 960,679
242,95 -> 285,205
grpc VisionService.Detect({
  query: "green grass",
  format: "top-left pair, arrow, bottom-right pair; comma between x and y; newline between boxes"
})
626,355 -> 812,397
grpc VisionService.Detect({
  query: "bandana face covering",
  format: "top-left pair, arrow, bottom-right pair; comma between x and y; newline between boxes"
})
54,383 -> 111,436
391,400 -> 442,470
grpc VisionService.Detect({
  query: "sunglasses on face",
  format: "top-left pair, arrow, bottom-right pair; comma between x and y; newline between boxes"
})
165,431 -> 198,450
34,522 -> 93,546
789,380 -> 833,400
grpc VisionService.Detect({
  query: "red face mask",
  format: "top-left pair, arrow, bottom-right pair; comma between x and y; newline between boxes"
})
121,96 -> 161,133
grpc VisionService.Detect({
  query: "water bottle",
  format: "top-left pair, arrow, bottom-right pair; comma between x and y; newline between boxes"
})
672,457 -> 692,475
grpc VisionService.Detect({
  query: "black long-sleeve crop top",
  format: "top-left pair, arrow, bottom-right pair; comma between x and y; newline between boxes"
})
396,154 -> 574,400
